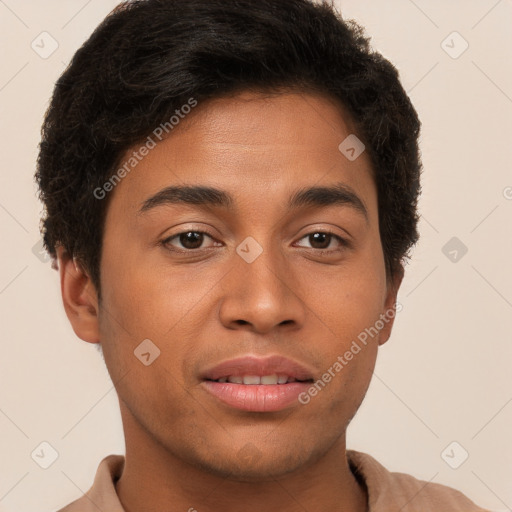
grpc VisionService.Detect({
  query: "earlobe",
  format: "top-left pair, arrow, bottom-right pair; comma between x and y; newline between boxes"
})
56,245 -> 100,344
378,266 -> 404,346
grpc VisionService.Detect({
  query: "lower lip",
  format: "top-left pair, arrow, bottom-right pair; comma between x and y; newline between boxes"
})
201,380 -> 312,412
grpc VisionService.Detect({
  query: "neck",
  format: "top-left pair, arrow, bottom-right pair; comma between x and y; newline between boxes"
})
115,403 -> 368,512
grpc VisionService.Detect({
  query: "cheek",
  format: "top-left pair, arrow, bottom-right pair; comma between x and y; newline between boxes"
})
312,265 -> 387,344
303,248 -> 386,395
99,240 -> 211,339
97,252 -> 217,398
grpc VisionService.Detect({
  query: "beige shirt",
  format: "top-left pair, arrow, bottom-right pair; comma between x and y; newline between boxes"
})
56,450 -> 491,511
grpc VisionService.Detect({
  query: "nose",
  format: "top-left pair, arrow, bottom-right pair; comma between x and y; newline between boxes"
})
218,242 -> 306,334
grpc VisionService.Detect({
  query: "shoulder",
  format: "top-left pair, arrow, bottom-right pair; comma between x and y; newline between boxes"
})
54,454 -> 125,512
346,449 -> 491,512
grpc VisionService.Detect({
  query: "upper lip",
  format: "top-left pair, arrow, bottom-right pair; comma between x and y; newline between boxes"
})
201,354 -> 315,381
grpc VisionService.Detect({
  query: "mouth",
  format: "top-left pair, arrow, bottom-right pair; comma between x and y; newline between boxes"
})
200,355 -> 315,412
200,354 -> 315,382
204,375 -> 314,385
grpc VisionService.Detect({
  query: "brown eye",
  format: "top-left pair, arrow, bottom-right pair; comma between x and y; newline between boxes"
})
162,230 -> 218,251
179,231 -> 204,249
308,232 -> 331,249
295,231 -> 348,252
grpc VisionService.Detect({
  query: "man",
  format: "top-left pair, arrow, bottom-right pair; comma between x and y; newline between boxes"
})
35,0 -> 490,510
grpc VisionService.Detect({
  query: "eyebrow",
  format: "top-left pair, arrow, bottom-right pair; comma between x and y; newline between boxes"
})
138,182 -> 368,220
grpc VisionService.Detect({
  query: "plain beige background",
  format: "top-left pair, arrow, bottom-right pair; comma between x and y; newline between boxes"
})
0,1 -> 511,511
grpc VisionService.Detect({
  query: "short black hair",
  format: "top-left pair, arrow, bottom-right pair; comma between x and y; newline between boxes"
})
35,0 -> 422,297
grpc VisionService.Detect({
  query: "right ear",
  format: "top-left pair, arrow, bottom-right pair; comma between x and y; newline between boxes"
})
56,245 -> 100,344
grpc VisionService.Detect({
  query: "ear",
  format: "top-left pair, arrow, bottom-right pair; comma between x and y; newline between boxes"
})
56,245 -> 100,344
378,266 -> 404,346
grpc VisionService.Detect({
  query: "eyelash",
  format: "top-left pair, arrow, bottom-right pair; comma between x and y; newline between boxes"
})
160,229 -> 349,254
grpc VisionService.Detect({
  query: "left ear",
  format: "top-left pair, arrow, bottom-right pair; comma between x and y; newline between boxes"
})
378,266 -> 404,346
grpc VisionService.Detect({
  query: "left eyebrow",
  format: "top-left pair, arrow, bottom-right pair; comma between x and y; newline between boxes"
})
287,182 -> 368,222
137,182 -> 368,221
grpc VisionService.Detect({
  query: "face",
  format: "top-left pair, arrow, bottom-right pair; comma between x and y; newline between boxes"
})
61,91 -> 401,481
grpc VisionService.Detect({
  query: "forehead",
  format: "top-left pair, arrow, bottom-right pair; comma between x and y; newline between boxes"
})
107,90 -> 375,216
167,90 -> 365,164
181,90 -> 357,142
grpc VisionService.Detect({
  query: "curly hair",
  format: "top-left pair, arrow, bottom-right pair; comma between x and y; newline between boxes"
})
35,0 -> 422,297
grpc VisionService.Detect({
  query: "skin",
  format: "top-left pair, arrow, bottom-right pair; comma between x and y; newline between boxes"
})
57,90 -> 402,512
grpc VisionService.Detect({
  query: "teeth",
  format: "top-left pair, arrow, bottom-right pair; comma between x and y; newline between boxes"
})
218,374 -> 296,385
243,375 -> 261,385
260,374 -> 278,385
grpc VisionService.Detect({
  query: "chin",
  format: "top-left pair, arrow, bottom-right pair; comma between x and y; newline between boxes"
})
180,440 -> 313,482
202,456 -> 307,483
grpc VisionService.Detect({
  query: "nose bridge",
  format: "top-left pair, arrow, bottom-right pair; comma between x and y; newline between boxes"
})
218,235 -> 306,332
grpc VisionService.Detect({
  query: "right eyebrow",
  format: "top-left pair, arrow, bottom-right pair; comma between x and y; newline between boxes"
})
137,185 -> 234,216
